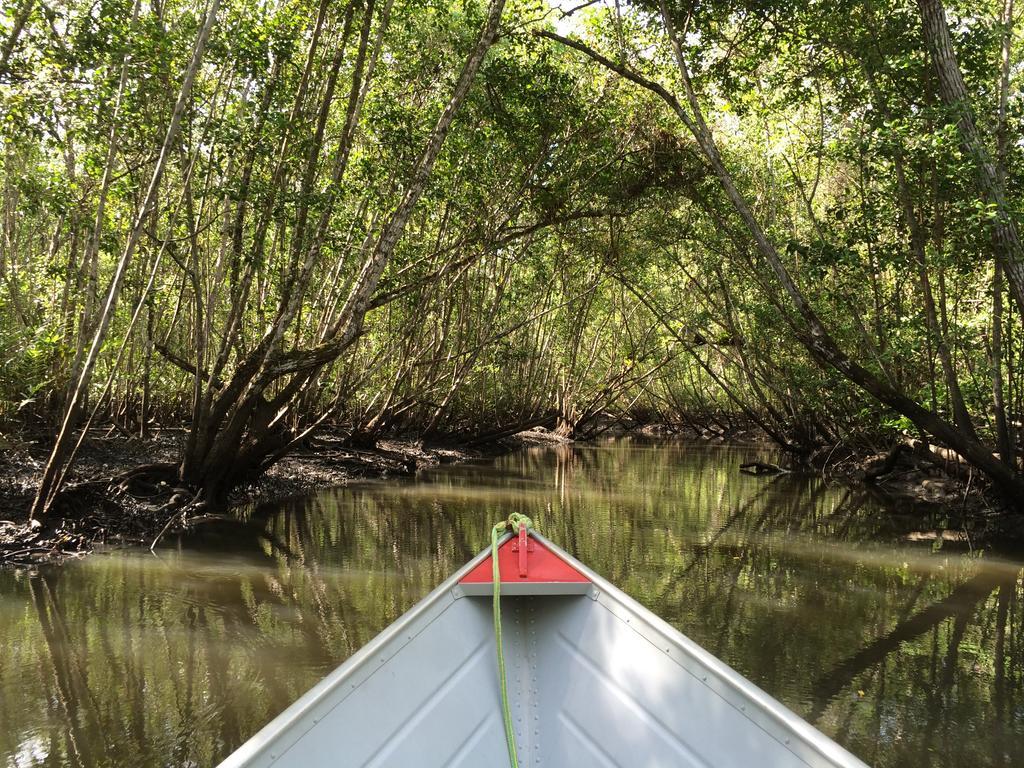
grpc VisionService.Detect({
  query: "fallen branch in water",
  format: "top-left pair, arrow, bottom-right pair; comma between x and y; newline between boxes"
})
739,461 -> 789,476
149,494 -> 206,552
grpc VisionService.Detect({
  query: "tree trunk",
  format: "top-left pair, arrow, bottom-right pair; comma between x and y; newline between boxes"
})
992,0 -> 1016,467
181,0 -> 508,499
30,0 -> 222,519
0,0 -> 34,74
917,0 -> 1024,322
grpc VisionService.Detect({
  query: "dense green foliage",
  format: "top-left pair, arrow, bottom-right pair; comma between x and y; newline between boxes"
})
1,0 -> 1022,504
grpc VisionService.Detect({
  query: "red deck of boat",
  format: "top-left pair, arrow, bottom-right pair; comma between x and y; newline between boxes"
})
460,528 -> 589,585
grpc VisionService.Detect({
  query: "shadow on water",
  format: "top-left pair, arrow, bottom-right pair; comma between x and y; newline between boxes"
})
0,438 -> 1022,767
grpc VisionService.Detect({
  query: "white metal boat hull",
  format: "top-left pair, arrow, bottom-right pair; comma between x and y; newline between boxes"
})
218,533 -> 869,768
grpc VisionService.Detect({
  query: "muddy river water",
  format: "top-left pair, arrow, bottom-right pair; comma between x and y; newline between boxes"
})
1,440 -> 1021,766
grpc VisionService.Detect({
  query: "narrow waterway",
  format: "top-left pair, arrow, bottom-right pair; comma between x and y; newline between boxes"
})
1,440 -> 1021,767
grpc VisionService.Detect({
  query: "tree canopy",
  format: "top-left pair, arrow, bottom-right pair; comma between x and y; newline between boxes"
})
1,0 -> 1022,510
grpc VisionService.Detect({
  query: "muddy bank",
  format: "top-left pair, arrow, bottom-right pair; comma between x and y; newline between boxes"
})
0,427 -> 569,567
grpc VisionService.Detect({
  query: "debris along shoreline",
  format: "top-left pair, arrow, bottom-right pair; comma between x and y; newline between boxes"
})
0,428 -> 569,568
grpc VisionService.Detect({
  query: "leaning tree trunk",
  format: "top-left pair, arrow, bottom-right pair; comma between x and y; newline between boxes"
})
0,0 -> 34,74
180,0 -> 335,484
992,0 -> 1016,468
538,6 -> 1024,505
181,0 -> 508,500
917,0 -> 1024,323
30,0 -> 222,520
177,0 -> 386,497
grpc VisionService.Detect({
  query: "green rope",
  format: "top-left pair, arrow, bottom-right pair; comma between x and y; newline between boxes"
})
491,512 -> 532,768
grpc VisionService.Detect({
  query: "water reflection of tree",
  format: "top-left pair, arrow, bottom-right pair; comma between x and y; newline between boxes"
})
809,565 -> 1023,766
4,441 -> 1023,768
28,572 -> 93,768
243,449 -> 1024,768
524,443 -> 1024,767
4,501 -> 427,768
812,567 -> 1013,710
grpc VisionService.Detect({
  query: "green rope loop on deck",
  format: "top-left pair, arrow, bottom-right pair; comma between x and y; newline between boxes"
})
492,512 -> 533,768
